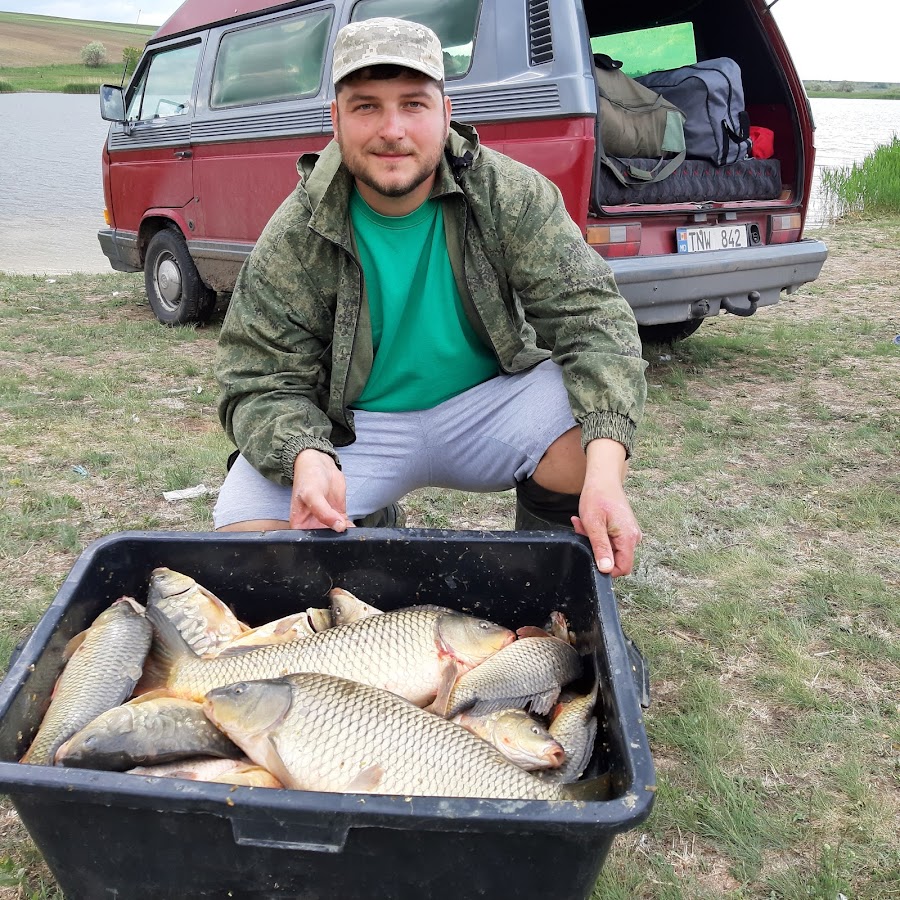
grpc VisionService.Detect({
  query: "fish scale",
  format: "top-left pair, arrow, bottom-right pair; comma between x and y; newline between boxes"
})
445,636 -> 582,718
207,674 -> 568,801
149,605 -> 512,708
21,600 -> 153,766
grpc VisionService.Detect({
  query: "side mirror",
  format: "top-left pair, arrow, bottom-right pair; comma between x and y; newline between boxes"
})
99,84 -> 126,123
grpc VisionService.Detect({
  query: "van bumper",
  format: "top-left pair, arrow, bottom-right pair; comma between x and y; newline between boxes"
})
97,229 -> 141,273
609,238 -> 828,326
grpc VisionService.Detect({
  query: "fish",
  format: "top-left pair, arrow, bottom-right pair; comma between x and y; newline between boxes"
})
127,756 -> 281,787
146,567 -> 246,656
452,708 -> 564,771
210,613 -> 316,652
20,598 -> 153,766
329,588 -> 383,627
143,604 -> 515,709
306,607 -> 334,633
541,686 -> 599,784
545,611 -> 576,646
203,673 -> 573,801
54,694 -> 242,770
442,636 -> 582,718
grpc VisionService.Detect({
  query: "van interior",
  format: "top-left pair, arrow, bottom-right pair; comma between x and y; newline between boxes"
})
582,0 -> 800,213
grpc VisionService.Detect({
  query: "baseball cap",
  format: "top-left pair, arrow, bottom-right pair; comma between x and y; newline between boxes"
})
332,17 -> 444,85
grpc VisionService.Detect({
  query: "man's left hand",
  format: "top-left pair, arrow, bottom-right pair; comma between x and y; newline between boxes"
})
571,439 -> 642,577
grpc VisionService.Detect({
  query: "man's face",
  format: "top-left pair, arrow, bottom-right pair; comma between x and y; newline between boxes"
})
331,74 -> 451,210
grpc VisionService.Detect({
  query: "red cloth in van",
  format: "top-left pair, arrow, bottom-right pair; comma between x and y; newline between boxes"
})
750,126 -> 775,159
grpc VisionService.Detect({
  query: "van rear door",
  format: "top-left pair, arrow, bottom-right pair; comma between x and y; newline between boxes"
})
106,40 -> 204,239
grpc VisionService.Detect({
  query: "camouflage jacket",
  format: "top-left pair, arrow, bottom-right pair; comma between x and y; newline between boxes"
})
216,122 -> 647,485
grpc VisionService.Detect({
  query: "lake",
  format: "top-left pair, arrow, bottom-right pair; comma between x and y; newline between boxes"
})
0,93 -> 898,275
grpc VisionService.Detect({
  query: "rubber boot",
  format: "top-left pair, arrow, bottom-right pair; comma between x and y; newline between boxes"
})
514,477 -> 580,531
354,502 -> 407,528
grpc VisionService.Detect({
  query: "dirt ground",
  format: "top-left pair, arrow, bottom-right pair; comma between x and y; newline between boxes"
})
0,20 -> 154,68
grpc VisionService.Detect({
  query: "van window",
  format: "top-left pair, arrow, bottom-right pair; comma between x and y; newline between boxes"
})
126,42 -> 201,120
211,9 -> 334,107
351,0 -> 479,78
590,23 -> 696,78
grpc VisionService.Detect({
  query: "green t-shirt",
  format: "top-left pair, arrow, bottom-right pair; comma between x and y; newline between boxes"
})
349,189 -> 497,412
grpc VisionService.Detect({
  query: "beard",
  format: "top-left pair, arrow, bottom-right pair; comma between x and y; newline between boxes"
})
336,134 -> 446,200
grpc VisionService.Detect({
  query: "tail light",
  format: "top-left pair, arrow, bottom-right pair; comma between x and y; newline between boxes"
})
586,223 -> 641,258
768,213 -> 802,244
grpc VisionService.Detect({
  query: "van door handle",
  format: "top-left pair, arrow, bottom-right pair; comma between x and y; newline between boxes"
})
174,149 -> 192,159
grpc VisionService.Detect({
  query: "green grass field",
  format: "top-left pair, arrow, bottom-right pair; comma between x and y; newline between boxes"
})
0,219 -> 898,898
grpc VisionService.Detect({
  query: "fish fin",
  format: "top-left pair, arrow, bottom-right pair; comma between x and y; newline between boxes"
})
563,771 -> 613,802
115,596 -> 145,615
214,643 -> 276,658
346,764 -> 384,793
467,687 -> 560,718
141,603 -> 197,692
62,629 -> 88,661
528,689 -> 562,717
468,697 -> 531,716
273,614 -> 303,636
429,660 -> 460,718
516,626 -> 551,639
124,689 -> 178,705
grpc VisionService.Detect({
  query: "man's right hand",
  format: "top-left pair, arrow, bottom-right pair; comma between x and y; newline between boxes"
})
290,449 -> 354,532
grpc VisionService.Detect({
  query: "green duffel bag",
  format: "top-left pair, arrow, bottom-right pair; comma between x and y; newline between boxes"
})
594,53 -> 686,186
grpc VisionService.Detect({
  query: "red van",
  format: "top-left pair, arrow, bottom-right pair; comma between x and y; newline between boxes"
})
99,0 -> 827,337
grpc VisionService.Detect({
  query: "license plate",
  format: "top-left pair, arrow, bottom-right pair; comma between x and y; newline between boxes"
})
676,224 -> 750,253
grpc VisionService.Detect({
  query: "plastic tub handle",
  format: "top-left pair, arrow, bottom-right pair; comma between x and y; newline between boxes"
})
231,817 -> 349,853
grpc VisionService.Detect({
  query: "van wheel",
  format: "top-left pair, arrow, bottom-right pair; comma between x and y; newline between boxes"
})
639,318 -> 704,345
144,228 -> 216,326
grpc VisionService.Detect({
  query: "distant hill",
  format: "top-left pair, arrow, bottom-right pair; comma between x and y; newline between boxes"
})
0,11 -> 156,67
804,79 -> 900,99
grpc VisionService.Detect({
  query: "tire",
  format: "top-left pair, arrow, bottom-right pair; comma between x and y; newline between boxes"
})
144,228 -> 216,326
639,318 -> 704,345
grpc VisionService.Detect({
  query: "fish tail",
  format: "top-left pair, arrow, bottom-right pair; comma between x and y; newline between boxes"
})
140,603 -> 197,692
563,771 -> 614,802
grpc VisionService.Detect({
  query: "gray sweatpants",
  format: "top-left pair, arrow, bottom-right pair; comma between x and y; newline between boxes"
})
213,359 -> 577,528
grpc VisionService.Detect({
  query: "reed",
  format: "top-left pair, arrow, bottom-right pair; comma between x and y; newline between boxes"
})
821,136 -> 900,218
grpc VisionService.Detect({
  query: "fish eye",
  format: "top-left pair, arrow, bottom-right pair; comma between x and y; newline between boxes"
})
334,606 -> 342,615
531,726 -> 541,735
478,621 -> 490,630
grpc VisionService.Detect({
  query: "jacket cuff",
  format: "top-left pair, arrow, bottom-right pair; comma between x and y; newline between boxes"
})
579,411 -> 637,459
280,434 -> 341,482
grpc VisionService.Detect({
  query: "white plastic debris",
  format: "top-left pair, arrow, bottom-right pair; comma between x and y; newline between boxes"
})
45,278 -> 56,284
163,484 -> 212,502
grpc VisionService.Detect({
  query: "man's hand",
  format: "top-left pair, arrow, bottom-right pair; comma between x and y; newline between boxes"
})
571,439 -> 642,577
290,449 -> 354,532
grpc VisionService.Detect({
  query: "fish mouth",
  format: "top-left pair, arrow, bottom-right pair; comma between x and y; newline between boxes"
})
545,745 -> 566,769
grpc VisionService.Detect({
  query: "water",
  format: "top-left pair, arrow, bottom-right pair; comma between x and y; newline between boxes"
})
0,93 -> 111,275
808,97 -> 900,226
1,93 -> 899,275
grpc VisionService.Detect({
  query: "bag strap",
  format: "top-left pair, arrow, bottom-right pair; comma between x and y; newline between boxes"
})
599,147 -> 686,187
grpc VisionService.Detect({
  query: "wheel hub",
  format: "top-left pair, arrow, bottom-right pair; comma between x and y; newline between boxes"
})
156,256 -> 182,306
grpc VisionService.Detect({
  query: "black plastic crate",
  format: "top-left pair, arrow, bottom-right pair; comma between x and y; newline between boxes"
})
0,529 -> 655,900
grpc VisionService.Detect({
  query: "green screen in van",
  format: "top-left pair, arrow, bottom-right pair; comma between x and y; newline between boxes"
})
590,23 -> 696,78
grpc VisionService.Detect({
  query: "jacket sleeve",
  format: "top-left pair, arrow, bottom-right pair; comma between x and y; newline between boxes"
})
216,250 -> 339,486
501,171 -> 648,456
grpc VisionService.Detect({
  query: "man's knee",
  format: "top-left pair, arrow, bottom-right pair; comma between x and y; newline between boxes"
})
216,519 -> 290,532
531,426 -> 585,494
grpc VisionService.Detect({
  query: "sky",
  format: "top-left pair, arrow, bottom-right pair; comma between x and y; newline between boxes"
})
3,0 -> 898,83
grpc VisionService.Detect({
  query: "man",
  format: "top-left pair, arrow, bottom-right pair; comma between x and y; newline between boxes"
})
214,17 -> 648,577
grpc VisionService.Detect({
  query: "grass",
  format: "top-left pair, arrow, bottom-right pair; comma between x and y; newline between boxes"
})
821,136 -> 900,220
0,219 -> 899,897
0,63 -> 129,94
